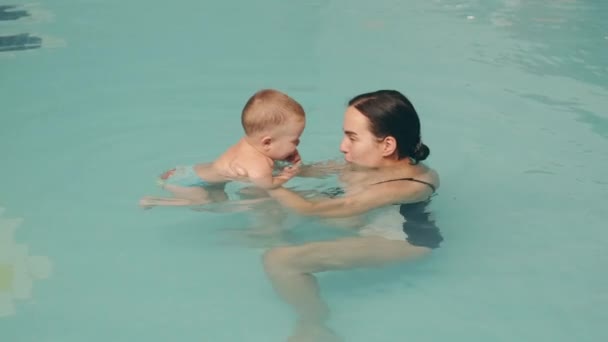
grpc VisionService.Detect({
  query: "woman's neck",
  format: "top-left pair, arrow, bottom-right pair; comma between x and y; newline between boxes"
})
378,156 -> 414,169
347,156 -> 414,171
343,158 -> 425,186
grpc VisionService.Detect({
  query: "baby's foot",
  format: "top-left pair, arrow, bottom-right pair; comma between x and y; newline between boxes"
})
139,197 -> 156,209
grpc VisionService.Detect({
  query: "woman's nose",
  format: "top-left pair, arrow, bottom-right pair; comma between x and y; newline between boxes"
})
339,137 -> 349,154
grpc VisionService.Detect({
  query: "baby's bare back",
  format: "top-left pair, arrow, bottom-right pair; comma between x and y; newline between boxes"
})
194,139 -> 273,184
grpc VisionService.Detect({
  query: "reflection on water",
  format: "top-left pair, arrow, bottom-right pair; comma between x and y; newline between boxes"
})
0,207 -> 52,317
443,0 -> 608,90
0,3 -> 64,57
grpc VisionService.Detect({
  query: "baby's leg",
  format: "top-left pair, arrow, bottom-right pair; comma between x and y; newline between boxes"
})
164,184 -> 210,202
184,186 -> 229,210
140,184 -> 211,209
206,187 -> 229,203
139,196 -> 199,208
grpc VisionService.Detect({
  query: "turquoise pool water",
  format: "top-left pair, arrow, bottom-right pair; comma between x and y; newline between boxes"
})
1,0 -> 607,341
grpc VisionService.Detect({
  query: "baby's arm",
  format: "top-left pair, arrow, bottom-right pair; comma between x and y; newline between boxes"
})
247,164 -> 300,189
271,164 -> 300,187
249,151 -> 302,189
248,169 -> 280,189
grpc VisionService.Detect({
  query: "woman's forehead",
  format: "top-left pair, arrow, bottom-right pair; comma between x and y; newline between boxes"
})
343,106 -> 370,131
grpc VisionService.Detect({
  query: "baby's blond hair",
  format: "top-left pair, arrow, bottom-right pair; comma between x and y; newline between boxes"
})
241,89 -> 305,135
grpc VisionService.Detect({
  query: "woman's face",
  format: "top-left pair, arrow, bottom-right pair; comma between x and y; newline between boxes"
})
339,106 -> 385,167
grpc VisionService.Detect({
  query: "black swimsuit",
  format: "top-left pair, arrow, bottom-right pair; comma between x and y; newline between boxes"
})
322,177 -> 443,249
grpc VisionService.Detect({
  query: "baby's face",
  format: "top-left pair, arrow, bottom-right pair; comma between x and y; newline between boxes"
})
267,118 -> 305,161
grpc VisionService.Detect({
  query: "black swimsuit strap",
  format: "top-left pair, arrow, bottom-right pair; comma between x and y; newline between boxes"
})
373,177 -> 436,193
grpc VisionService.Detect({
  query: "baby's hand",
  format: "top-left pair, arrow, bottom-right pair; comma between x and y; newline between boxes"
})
284,150 -> 302,165
275,150 -> 302,183
275,163 -> 301,183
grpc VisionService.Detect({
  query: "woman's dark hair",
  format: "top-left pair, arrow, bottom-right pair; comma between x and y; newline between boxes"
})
348,90 -> 430,163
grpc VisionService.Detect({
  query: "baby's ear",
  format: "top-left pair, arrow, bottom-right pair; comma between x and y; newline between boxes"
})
261,136 -> 272,147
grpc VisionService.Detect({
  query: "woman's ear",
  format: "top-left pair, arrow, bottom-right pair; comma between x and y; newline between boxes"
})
382,136 -> 397,157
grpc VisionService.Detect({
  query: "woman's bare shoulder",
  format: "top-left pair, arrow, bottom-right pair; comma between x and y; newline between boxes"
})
419,164 -> 440,190
360,162 -> 439,200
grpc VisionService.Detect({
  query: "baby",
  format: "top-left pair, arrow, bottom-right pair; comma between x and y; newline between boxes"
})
140,89 -> 305,209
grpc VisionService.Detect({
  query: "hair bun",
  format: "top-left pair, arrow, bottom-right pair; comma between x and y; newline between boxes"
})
412,142 -> 430,163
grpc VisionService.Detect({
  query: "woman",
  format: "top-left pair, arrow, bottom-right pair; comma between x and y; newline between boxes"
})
264,90 -> 442,341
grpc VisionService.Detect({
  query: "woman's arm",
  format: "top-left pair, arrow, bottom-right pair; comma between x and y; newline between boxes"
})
288,159 -> 346,178
267,181 -> 431,218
